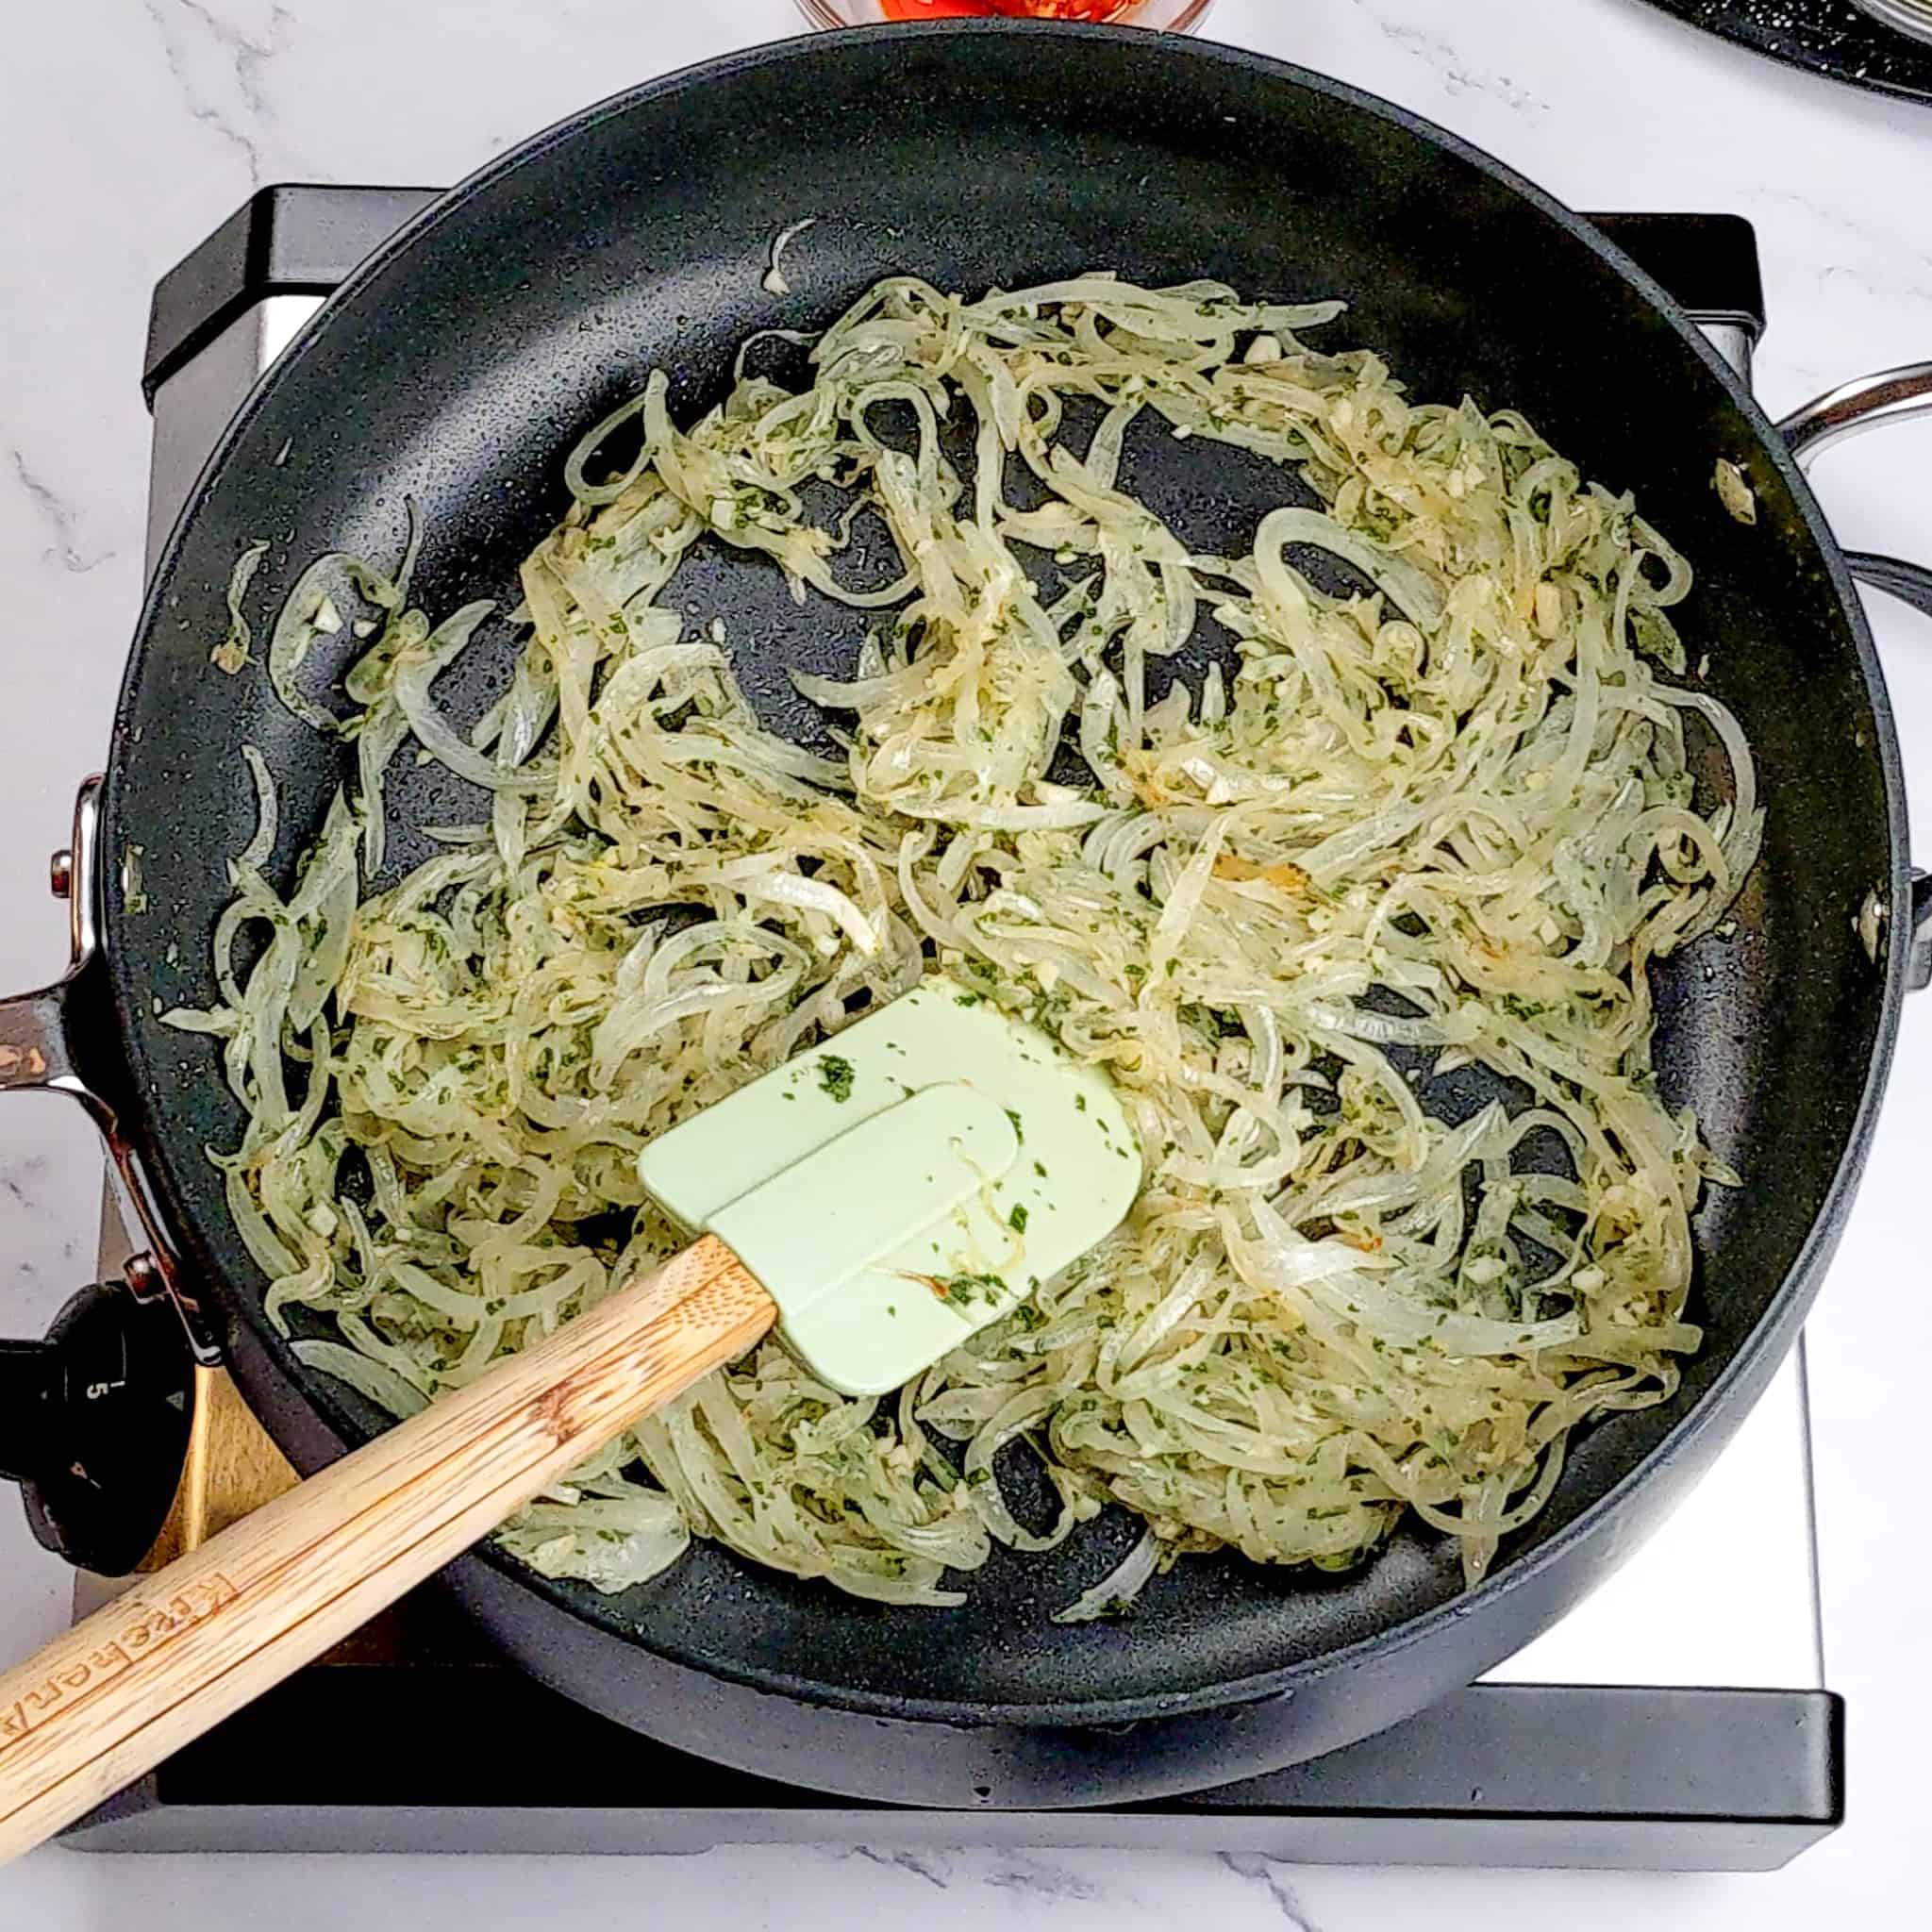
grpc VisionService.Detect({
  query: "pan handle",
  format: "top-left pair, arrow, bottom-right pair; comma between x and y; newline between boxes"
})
1778,363 -> 1932,621
0,780 -> 221,1570
1839,551 -> 1932,626
1779,365 -> 1932,991
0,779 -> 221,1367
1779,361 -> 1932,460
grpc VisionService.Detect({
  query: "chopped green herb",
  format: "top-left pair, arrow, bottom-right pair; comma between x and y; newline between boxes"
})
937,1271 -> 1008,1307
1008,1204 -> 1029,1233
817,1055 -> 856,1103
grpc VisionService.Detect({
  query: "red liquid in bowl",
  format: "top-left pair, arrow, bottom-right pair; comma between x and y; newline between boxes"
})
879,1 -> 1131,20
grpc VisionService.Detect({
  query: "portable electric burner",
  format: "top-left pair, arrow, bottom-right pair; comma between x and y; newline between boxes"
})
35,192 -> 1838,1869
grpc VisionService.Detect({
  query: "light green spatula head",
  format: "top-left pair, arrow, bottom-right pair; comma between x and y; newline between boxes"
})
638,978 -> 1141,1396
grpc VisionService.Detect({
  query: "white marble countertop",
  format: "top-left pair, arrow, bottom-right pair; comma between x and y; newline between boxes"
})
4,0 -> 1932,1924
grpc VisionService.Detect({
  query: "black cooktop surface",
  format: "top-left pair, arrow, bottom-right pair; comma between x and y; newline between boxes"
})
79,191 -> 1838,1871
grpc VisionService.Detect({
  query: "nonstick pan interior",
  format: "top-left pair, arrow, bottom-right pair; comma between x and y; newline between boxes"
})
103,25 -> 1899,1732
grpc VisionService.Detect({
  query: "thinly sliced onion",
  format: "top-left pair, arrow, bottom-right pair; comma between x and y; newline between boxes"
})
180,268 -> 1751,1609
392,604 -> 553,793
238,744 -> 278,872
291,1339 -> 429,1419
211,541 -> 269,675
1052,1528 -> 1161,1624
1254,508 -> 1446,632
270,555 -> 382,733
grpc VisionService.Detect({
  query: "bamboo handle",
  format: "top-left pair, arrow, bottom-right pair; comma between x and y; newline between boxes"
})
0,1234 -> 774,1864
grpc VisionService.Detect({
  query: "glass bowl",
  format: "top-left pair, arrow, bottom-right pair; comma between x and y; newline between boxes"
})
795,1 -> 1217,31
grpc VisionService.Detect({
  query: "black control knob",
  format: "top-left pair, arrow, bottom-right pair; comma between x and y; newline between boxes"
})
0,1279 -> 194,1575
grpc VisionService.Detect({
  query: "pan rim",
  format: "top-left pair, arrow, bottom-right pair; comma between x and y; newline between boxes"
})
104,18 -> 1911,1732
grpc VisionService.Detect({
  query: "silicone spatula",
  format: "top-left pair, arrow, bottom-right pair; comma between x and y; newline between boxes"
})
639,974 -> 1140,1393
0,977 -> 1138,1861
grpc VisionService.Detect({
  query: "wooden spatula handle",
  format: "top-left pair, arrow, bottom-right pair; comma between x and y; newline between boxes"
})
0,1234 -> 773,1864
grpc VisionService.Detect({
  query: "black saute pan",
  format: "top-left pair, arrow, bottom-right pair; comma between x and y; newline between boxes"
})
5,24 -> 1930,1807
